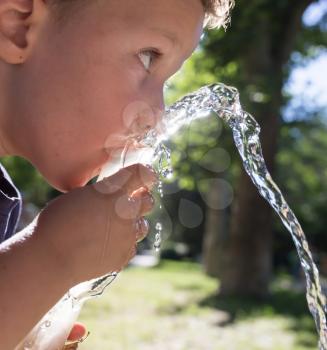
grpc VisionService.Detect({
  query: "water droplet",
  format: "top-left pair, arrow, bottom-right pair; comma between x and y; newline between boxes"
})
153,222 -> 163,251
40,320 -> 51,329
157,181 -> 164,198
154,237 -> 162,251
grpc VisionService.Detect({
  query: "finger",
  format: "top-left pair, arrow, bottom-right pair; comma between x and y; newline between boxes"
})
67,323 -> 87,342
130,187 -> 155,215
130,164 -> 158,192
93,166 -> 133,194
94,164 -> 158,195
117,164 -> 158,194
114,187 -> 154,220
135,217 -> 150,242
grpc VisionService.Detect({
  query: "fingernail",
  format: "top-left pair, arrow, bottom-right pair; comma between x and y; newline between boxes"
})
141,191 -> 155,211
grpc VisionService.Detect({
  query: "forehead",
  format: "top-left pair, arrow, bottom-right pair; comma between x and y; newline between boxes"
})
98,0 -> 205,52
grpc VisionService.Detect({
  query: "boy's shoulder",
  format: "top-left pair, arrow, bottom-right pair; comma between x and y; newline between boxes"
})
0,163 -> 22,243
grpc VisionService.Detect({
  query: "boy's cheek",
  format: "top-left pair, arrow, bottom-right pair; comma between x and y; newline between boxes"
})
22,39 -> 151,186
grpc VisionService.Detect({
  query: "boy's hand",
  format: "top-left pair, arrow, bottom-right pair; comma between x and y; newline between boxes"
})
38,164 -> 157,285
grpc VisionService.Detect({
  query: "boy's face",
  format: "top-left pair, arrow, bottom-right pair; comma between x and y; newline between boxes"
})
9,0 -> 204,192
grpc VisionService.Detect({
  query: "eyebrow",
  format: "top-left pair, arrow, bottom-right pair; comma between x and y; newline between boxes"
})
149,27 -> 181,48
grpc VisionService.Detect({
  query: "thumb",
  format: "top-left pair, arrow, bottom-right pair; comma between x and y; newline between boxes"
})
94,164 -> 158,195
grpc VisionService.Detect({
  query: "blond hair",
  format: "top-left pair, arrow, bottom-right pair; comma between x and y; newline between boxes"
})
201,0 -> 235,29
50,0 -> 235,30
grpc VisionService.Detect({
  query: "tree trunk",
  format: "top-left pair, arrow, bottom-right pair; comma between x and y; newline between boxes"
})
203,184 -> 230,278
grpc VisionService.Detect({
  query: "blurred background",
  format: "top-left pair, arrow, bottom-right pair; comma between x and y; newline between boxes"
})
2,0 -> 327,349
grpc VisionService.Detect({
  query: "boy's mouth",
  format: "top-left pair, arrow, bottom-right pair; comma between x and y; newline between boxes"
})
95,141 -> 153,182
91,152 -> 113,180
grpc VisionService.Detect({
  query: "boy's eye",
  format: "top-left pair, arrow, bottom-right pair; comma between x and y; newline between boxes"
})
138,49 -> 161,71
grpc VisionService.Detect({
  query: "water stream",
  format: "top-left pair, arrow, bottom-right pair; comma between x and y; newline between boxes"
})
154,83 -> 327,349
17,83 -> 327,349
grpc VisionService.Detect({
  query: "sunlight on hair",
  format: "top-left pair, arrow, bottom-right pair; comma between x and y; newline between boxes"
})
202,0 -> 235,29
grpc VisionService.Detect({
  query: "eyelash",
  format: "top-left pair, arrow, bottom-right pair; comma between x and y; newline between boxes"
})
138,48 -> 162,72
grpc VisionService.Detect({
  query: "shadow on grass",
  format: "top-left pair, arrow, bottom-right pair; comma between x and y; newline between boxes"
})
198,289 -> 317,348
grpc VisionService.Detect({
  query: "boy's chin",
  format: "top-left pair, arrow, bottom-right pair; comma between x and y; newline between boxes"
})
49,167 -> 101,193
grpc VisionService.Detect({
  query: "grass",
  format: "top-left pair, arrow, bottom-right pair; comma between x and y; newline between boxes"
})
78,260 -> 318,350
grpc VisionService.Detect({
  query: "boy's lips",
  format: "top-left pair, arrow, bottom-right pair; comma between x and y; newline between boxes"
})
86,152 -> 113,183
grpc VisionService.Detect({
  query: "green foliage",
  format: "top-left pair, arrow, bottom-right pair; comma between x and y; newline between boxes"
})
275,119 -> 327,246
0,156 -> 52,207
165,49 -> 218,106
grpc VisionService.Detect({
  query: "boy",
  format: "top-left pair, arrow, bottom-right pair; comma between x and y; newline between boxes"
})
0,0 -> 233,349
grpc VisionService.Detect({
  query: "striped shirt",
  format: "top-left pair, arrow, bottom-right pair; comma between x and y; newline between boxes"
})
0,163 -> 22,243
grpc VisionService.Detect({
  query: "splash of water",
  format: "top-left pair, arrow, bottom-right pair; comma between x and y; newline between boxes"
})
17,83 -> 327,349
150,83 -> 327,349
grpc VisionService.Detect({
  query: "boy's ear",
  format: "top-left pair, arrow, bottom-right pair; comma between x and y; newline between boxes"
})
0,0 -> 48,64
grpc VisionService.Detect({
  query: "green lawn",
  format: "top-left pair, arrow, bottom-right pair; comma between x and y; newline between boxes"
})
78,260 -> 317,350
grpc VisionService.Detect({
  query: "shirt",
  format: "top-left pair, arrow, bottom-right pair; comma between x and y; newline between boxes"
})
0,163 -> 22,243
